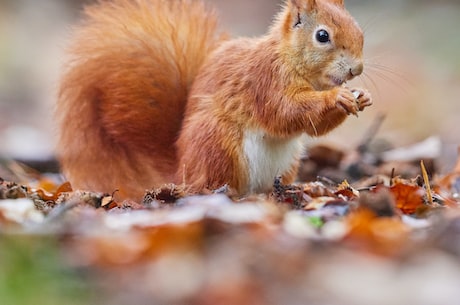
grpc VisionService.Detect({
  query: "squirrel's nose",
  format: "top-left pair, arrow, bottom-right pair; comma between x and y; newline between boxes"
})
350,62 -> 363,77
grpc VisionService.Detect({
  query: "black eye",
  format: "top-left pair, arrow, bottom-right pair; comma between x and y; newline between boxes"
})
316,29 -> 330,43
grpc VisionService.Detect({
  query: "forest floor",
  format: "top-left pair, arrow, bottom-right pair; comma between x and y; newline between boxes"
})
1,128 -> 460,305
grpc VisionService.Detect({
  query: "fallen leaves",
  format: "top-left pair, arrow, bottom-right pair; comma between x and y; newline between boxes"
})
345,208 -> 410,256
2,136 -> 460,304
389,182 -> 425,214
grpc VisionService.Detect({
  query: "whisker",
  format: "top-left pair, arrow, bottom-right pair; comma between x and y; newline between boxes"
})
365,67 -> 410,94
365,62 -> 408,79
365,52 -> 403,62
360,72 -> 380,92
365,60 -> 414,86
361,17 -> 378,36
359,11 -> 390,37
368,66 -> 407,85
359,72 -> 383,102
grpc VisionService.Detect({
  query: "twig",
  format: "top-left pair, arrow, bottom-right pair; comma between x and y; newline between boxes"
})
420,160 -> 433,205
357,113 -> 386,153
390,168 -> 395,186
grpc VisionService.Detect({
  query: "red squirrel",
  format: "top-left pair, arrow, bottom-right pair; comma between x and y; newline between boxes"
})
56,0 -> 372,201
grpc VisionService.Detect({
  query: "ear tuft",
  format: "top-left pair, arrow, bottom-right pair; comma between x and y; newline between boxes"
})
328,0 -> 344,7
289,0 -> 317,12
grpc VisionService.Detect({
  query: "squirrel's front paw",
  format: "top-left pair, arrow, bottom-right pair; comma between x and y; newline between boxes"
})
351,88 -> 372,111
335,87 -> 359,115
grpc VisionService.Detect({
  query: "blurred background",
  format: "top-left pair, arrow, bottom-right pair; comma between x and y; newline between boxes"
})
0,0 -> 459,172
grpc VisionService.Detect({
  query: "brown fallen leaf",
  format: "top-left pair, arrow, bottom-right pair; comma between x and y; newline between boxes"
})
335,180 -> 359,200
345,208 -> 410,255
389,182 -> 425,214
33,181 -> 73,202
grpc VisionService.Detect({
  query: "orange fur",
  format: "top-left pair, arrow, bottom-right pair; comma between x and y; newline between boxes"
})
56,0 -> 224,200
57,0 -> 371,201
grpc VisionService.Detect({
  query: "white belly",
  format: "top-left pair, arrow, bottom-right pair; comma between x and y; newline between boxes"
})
243,130 -> 306,193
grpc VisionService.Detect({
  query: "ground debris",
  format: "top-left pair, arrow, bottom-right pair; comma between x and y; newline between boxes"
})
143,183 -> 187,206
2,136 -> 460,304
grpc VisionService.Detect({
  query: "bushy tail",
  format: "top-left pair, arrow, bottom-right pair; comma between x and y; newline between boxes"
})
56,0 -> 225,200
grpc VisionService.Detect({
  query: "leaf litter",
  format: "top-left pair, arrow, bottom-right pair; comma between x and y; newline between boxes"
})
1,127 -> 460,304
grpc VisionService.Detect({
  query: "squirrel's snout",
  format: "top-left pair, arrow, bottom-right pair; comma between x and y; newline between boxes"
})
350,62 -> 363,78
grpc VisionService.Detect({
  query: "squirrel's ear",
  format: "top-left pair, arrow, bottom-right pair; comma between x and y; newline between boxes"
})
289,0 -> 344,10
327,0 -> 345,7
286,0 -> 317,29
289,0 -> 317,13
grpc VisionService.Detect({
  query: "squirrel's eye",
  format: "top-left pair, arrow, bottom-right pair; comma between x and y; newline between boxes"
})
315,29 -> 330,43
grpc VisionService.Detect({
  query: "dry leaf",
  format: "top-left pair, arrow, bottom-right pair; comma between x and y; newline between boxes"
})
389,183 -> 425,214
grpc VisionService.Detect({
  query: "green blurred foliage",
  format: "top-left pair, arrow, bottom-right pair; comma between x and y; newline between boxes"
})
0,235 -> 94,305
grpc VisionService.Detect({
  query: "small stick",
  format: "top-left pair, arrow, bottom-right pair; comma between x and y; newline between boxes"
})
390,168 -> 395,186
420,160 -> 433,205
357,113 -> 386,153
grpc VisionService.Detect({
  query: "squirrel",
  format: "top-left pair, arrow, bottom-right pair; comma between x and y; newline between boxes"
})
56,0 -> 372,202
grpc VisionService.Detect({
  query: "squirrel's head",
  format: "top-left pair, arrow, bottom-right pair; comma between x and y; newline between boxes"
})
277,0 -> 364,90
